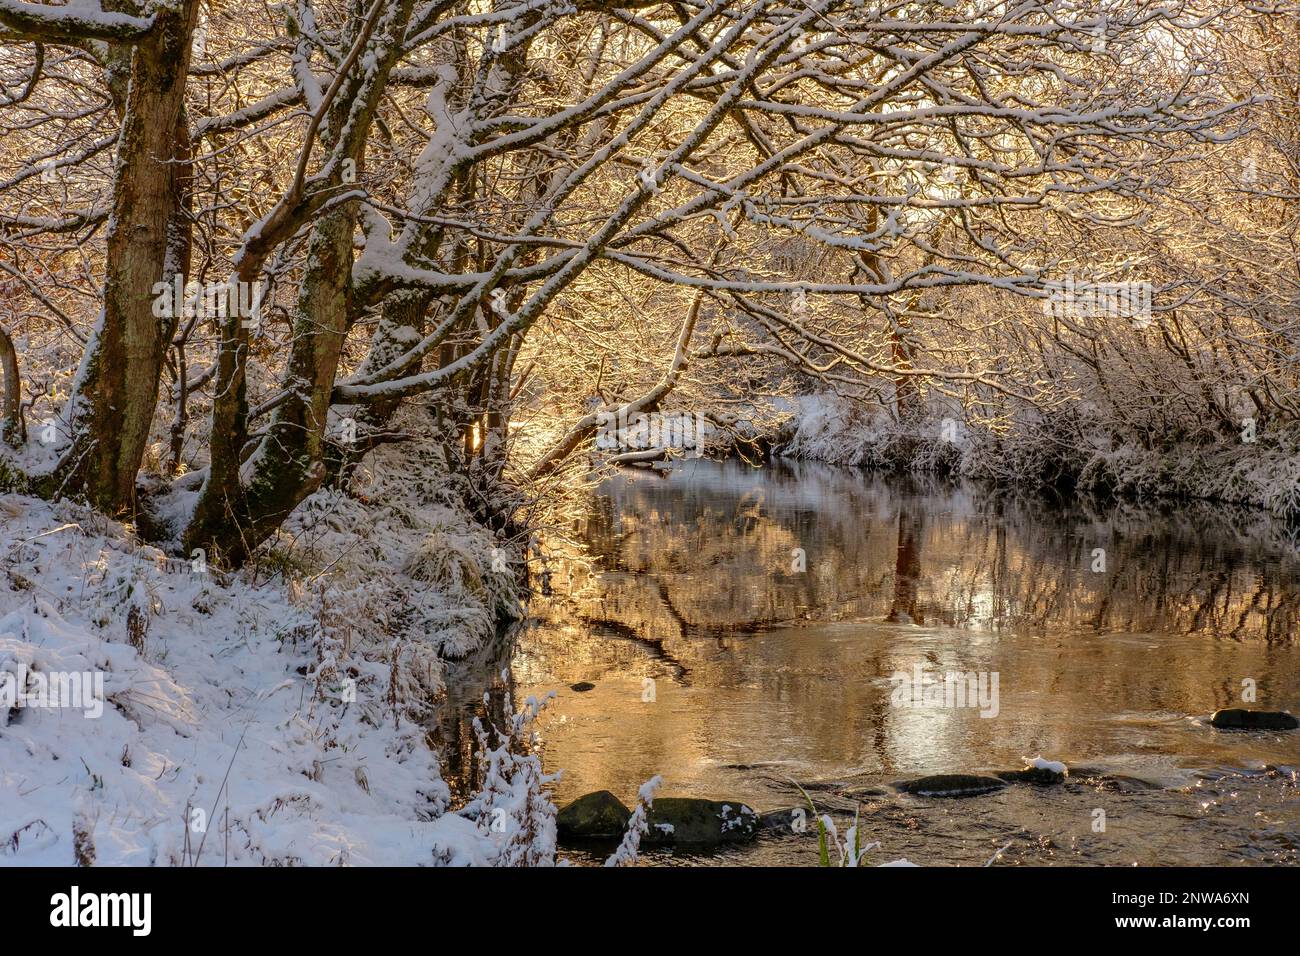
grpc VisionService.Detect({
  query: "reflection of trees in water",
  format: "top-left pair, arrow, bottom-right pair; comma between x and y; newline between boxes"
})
549,461 -> 1300,644
512,465 -> 1300,815
434,630 -> 516,806
885,505 -> 924,625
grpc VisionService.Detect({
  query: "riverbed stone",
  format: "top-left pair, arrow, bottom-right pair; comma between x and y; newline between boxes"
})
893,774 -> 1008,797
995,766 -> 1066,785
1209,708 -> 1299,730
1097,774 -> 1159,793
838,785 -> 889,800
642,798 -> 759,845
555,790 -> 631,838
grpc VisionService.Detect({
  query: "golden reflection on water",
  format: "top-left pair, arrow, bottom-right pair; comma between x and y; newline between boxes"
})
483,461 -> 1300,863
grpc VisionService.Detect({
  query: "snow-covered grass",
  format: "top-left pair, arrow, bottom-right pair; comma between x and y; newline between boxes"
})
0,471 -> 542,866
457,680 -> 561,867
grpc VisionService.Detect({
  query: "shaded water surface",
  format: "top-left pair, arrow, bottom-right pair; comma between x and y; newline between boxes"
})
503,461 -> 1300,864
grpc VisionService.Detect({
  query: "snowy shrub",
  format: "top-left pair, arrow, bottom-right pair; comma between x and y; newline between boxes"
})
785,393 -> 1300,522
459,677 -> 560,867
780,395 -> 962,474
254,419 -> 527,729
604,775 -> 663,867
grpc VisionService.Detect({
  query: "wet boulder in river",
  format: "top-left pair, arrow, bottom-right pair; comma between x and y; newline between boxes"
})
1067,766 -> 1157,791
995,766 -> 1066,785
643,798 -> 759,845
893,774 -> 1007,797
838,785 -> 888,800
1209,709 -> 1299,731
556,790 -> 631,839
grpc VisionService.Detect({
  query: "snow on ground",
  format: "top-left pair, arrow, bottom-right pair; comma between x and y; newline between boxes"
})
0,485 -> 532,866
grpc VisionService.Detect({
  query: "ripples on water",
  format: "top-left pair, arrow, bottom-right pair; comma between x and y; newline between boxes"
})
453,460 -> 1300,865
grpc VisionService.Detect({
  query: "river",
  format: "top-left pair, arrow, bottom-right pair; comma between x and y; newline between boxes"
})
453,459 -> 1300,865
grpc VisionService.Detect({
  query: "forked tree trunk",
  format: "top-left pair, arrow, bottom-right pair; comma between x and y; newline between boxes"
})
185,0 -> 416,564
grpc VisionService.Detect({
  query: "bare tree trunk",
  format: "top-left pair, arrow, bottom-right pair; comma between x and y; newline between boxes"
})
0,324 -> 23,447
55,2 -> 199,512
891,314 -> 920,422
359,289 -> 434,426
236,207 -> 355,555
184,205 -> 356,565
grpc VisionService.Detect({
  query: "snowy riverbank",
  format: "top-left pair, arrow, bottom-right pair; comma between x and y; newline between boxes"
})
0,447 -> 555,865
779,394 -> 1300,522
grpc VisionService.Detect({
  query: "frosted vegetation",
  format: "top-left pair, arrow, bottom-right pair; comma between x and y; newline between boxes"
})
1,494 -> 514,864
782,393 -> 1300,521
0,0 -> 1296,865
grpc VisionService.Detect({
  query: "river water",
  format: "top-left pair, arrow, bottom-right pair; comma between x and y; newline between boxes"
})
478,459 -> 1300,864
